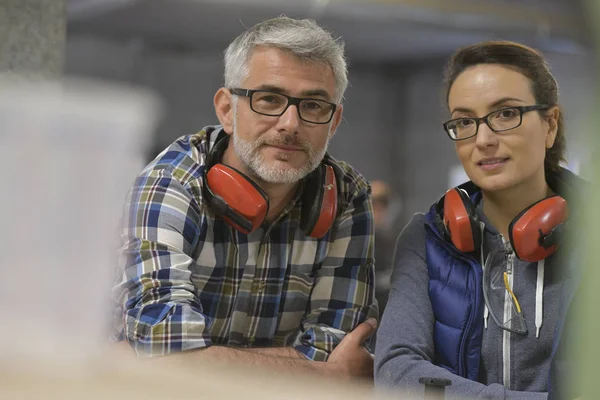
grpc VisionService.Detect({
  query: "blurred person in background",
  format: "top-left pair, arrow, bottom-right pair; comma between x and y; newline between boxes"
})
112,16 -> 378,381
375,41 -> 585,399
371,180 -> 395,315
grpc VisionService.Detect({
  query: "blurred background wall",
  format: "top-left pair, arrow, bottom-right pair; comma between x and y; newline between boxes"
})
64,0 -> 595,233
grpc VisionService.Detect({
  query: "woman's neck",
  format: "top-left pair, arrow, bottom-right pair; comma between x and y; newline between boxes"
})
481,176 -> 552,239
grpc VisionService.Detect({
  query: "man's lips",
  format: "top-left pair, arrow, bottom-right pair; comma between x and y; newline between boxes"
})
266,144 -> 304,151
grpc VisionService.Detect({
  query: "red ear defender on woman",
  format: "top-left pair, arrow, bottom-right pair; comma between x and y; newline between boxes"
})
442,186 -> 568,261
443,188 -> 481,253
508,195 -> 568,262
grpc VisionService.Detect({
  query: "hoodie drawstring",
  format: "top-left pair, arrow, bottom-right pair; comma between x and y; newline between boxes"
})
480,222 -> 489,329
535,259 -> 545,338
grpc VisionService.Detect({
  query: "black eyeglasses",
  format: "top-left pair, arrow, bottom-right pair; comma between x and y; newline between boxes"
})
229,88 -> 337,124
443,104 -> 550,141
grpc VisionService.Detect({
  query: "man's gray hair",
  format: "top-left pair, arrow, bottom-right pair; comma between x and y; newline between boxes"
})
224,16 -> 348,103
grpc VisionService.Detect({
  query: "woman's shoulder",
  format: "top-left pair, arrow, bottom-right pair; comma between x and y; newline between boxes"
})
399,212 -> 428,238
395,213 -> 428,257
390,213 -> 430,284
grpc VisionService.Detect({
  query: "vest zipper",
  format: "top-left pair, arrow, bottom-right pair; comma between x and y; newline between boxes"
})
458,252 -> 483,378
502,238 -> 515,389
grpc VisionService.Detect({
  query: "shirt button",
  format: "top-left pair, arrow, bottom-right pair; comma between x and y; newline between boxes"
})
248,336 -> 255,345
258,281 -> 266,293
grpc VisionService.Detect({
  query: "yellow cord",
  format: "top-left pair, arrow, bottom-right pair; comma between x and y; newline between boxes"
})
503,271 -> 522,314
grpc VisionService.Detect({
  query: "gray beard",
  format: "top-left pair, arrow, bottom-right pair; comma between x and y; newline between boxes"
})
231,107 -> 329,184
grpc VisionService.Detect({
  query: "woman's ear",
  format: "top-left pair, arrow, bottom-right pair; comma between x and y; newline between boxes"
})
545,106 -> 560,149
214,88 -> 234,133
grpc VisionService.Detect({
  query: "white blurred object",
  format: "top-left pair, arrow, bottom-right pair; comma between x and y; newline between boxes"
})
0,78 -> 160,363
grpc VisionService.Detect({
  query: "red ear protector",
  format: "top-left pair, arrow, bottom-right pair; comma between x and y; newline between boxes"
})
202,133 -> 339,238
508,196 -> 568,262
443,188 -> 481,253
443,187 -> 568,262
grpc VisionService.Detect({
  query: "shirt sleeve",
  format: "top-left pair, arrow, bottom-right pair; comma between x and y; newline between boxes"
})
113,164 -> 212,357
292,186 -> 379,361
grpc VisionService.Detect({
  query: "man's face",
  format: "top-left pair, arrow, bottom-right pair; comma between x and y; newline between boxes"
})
216,46 -> 343,184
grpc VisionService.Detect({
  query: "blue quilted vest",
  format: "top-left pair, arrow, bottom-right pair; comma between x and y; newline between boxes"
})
424,201 -> 484,381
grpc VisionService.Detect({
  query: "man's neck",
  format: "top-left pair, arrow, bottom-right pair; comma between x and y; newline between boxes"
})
257,179 -> 300,222
481,174 -> 552,239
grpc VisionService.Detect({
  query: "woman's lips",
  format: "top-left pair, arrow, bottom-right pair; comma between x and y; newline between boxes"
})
477,157 -> 510,171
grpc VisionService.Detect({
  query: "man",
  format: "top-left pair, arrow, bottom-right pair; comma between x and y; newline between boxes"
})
113,16 -> 378,379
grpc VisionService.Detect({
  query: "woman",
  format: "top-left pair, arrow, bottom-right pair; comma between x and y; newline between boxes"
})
374,41 -> 584,399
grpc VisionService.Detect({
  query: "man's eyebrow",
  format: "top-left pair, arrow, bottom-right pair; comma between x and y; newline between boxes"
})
299,89 -> 332,100
254,84 -> 286,93
253,85 -> 333,100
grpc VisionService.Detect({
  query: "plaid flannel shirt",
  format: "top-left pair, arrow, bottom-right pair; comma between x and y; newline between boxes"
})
113,125 -> 378,361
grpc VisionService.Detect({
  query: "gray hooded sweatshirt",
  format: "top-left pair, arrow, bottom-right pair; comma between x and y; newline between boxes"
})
374,200 -> 566,400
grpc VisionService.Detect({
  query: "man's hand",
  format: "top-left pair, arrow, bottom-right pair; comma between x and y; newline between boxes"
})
326,318 -> 378,379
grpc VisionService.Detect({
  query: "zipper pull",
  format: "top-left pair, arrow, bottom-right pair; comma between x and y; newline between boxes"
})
502,237 -> 513,254
500,236 -> 515,274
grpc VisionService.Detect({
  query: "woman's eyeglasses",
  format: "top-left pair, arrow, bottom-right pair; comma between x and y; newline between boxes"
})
443,104 -> 549,141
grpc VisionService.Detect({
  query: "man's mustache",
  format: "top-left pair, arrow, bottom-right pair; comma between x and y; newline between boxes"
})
257,135 -> 312,153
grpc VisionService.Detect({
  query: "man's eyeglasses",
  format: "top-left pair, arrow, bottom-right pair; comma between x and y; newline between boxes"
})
443,104 -> 550,141
229,88 -> 337,125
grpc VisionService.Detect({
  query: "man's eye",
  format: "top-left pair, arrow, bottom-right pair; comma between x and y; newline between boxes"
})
258,95 -> 280,104
302,101 -> 322,110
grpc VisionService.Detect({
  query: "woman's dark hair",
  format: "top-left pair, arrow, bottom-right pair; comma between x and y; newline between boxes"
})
443,40 -> 566,174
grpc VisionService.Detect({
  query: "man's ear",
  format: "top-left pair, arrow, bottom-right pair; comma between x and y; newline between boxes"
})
214,88 -> 234,133
545,105 -> 560,149
328,104 -> 344,139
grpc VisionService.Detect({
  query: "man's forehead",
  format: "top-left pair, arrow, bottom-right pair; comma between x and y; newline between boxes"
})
244,47 -> 336,96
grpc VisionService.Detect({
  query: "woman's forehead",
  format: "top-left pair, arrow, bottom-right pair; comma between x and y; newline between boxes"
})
449,64 -> 535,110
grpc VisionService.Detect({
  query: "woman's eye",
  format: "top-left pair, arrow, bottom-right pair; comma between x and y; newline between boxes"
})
497,108 -> 518,119
457,119 -> 473,128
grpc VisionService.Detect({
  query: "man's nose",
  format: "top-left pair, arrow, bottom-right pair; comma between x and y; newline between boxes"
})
276,104 -> 301,133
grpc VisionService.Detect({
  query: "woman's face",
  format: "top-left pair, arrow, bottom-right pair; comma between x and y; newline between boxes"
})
448,64 -> 558,193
